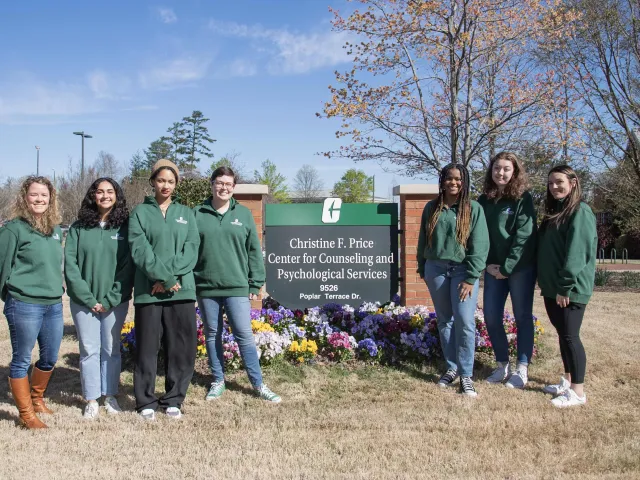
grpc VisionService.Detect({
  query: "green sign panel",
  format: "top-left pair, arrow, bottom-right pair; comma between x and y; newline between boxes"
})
265,199 -> 399,309
266,201 -> 397,226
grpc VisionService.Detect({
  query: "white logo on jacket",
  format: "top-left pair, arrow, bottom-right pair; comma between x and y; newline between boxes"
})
111,234 -> 125,240
176,217 -> 188,224
52,233 -> 60,240
231,219 -> 243,226
502,207 -> 514,215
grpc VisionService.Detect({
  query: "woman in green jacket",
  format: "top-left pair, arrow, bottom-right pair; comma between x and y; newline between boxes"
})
478,152 -> 537,389
0,176 -> 63,429
65,177 -> 132,419
128,159 -> 200,420
538,165 -> 596,408
417,163 -> 489,397
194,166 -> 280,403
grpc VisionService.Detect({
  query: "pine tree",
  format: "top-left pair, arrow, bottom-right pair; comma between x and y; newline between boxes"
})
182,110 -> 215,167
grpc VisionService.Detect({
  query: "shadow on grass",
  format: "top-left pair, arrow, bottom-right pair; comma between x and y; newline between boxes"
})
0,364 -> 82,409
0,408 -> 19,425
390,361 -> 441,383
63,324 -> 77,340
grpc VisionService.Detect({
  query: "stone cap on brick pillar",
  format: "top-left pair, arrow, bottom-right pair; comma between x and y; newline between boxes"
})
392,184 -> 439,195
233,184 -> 269,195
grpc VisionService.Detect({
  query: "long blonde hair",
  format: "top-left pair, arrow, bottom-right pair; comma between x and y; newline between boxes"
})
12,176 -> 61,235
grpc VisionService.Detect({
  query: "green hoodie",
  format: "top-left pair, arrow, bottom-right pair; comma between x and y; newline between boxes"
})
417,200 -> 489,284
0,218 -> 63,305
537,201 -> 597,304
128,196 -> 200,304
478,191 -> 537,276
193,197 -> 265,297
64,222 -> 133,310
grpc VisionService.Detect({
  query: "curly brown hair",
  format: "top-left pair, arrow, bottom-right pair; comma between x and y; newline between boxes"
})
12,176 -> 61,235
483,151 -> 528,200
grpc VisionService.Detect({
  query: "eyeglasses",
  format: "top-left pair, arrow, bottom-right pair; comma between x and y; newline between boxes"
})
213,181 -> 234,189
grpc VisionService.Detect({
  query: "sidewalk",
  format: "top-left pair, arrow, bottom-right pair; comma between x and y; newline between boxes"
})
596,262 -> 640,271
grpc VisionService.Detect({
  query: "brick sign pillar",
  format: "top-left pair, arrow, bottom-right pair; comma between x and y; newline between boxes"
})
393,184 -> 439,307
233,184 -> 268,309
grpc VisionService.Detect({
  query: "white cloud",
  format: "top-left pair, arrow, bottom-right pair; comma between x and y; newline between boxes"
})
227,59 -> 258,77
87,70 -> 132,100
138,56 -> 211,90
121,105 -> 159,112
0,76 -> 100,123
157,7 -> 177,24
208,20 -> 351,75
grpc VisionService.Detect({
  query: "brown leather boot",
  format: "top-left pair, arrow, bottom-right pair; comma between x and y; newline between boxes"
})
9,377 -> 47,429
31,367 -> 54,414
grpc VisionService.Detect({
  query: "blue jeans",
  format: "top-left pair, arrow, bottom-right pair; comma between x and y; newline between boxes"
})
197,296 -> 263,388
3,294 -> 63,379
71,301 -> 129,400
424,260 -> 479,377
483,266 -> 536,365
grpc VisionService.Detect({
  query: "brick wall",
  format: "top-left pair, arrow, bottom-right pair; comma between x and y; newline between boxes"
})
398,192 -> 437,306
234,191 -> 266,309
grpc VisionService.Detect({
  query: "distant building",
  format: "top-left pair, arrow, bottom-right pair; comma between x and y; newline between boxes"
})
288,189 -> 392,204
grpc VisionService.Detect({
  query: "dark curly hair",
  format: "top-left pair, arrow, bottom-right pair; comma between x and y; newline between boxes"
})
75,177 -> 129,229
483,151 -> 528,200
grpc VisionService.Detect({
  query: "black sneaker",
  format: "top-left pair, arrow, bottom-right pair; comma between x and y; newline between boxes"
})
437,369 -> 458,388
459,376 -> 478,397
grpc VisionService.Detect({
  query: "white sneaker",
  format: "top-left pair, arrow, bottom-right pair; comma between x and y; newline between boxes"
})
103,396 -> 122,415
486,362 -> 510,384
551,388 -> 586,408
543,376 -> 570,395
83,400 -> 100,420
139,408 -> 156,421
165,407 -> 182,419
505,364 -> 528,389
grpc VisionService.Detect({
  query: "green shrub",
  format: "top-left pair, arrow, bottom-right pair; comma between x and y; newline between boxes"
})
620,271 -> 640,288
594,268 -> 613,287
174,177 -> 210,208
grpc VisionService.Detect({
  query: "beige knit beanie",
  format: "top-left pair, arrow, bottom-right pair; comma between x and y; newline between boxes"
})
150,159 -> 179,182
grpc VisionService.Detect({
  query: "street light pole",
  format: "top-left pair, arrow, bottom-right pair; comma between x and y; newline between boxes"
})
73,131 -> 93,180
35,146 -> 40,176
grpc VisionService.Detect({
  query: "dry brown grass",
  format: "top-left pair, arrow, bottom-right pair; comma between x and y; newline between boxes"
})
0,291 -> 639,480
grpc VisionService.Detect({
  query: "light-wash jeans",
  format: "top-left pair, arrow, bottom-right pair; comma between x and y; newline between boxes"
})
4,294 -> 63,379
71,301 -> 128,400
197,296 -> 263,388
483,265 -> 536,365
424,260 -> 479,378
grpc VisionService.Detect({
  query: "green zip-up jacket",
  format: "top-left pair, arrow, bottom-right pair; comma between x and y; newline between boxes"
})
478,191 -> 537,276
417,200 -> 489,284
64,222 -> 133,310
128,196 -> 200,304
193,197 -> 265,297
537,201 -> 597,304
0,218 -> 63,305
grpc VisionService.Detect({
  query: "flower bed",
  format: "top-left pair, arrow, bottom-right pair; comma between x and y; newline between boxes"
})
121,300 -> 542,369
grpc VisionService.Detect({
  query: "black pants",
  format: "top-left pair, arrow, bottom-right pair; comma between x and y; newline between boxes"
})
133,301 -> 197,412
543,297 -> 587,384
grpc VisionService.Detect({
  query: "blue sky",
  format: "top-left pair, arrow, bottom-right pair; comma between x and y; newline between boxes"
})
0,0 -> 433,198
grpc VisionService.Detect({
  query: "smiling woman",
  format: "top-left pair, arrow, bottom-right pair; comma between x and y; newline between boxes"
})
64,177 -> 133,419
0,176 -> 64,429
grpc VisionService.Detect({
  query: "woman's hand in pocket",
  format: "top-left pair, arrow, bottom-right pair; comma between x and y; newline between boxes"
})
458,281 -> 474,302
